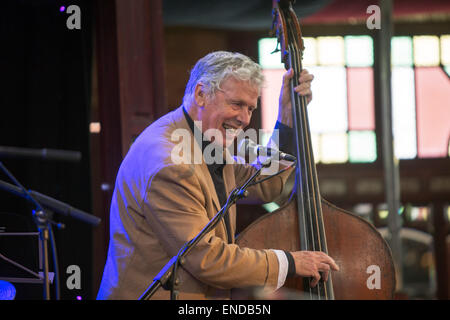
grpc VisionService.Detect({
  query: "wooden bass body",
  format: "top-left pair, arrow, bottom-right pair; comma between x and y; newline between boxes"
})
236,198 -> 396,299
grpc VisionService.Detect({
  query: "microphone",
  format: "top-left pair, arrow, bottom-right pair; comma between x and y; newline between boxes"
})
238,138 -> 296,162
0,179 -> 101,226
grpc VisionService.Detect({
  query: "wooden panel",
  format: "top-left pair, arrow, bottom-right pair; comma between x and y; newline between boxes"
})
92,0 -> 166,295
92,1 -> 122,296
164,27 -> 229,109
115,0 -> 167,154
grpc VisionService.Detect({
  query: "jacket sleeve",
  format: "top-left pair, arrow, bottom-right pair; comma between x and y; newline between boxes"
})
142,163 -> 280,290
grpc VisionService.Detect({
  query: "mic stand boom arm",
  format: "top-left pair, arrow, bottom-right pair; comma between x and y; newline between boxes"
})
139,159 -> 271,300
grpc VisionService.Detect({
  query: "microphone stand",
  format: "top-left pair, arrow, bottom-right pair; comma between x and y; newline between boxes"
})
0,145 -> 81,162
0,179 -> 101,226
139,158 -> 272,300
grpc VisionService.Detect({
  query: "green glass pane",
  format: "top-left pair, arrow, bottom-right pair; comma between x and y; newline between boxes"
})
262,202 -> 280,213
442,35 -> 450,65
345,36 -> 373,67
378,208 -> 388,220
391,36 -> 413,67
258,38 -> 283,69
348,131 -> 377,163
445,65 -> 450,77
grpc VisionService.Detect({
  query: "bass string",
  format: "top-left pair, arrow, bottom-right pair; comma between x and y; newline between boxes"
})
277,4 -> 330,299
292,42 -> 328,257
291,36 -> 334,299
287,43 -> 315,300
287,33 -> 321,254
287,44 -> 316,253
287,22 -> 332,299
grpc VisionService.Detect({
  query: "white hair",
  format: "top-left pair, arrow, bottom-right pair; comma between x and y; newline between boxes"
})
182,51 -> 264,107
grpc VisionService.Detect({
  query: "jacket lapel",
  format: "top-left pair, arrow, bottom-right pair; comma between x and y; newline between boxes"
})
170,106 -> 222,216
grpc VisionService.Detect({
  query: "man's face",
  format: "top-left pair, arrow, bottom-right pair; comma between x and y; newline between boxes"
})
196,77 -> 259,147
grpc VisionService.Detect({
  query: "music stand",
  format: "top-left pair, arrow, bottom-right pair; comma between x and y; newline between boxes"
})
0,160 -> 100,300
0,231 -> 54,286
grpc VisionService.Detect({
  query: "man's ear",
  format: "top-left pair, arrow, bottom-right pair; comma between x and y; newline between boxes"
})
194,83 -> 206,108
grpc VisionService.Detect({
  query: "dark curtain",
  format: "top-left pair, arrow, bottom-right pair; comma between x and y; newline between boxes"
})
0,0 -> 94,300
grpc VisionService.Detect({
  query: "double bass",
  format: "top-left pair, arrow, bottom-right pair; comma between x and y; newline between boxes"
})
236,0 -> 396,299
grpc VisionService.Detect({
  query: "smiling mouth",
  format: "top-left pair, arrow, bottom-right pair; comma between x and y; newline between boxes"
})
222,124 -> 240,137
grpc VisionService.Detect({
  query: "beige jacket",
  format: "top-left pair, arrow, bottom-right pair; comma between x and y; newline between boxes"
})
97,106 -> 293,300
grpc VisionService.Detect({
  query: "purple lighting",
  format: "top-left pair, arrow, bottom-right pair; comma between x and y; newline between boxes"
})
76,296 -> 82,300
60,6 -> 66,12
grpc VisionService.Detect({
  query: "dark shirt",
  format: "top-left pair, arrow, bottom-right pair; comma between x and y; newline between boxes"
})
182,107 -> 232,243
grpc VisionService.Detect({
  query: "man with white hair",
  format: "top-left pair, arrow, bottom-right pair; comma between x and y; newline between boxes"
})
97,51 -> 339,300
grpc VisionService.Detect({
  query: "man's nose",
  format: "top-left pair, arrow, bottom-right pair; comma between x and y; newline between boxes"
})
236,107 -> 251,127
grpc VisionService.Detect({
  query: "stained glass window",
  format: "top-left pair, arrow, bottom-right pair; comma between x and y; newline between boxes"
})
391,35 -> 450,159
258,34 -> 450,163
392,36 -> 413,67
348,131 -> 377,163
